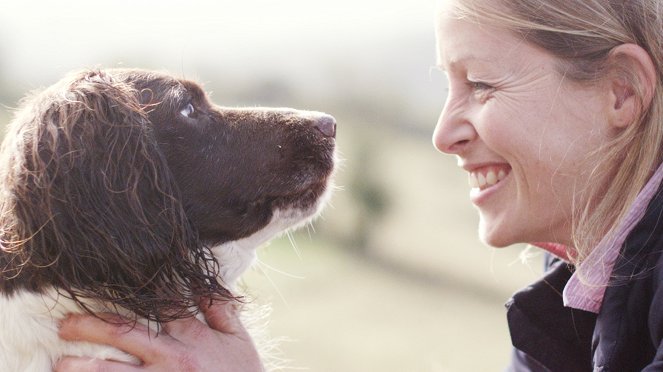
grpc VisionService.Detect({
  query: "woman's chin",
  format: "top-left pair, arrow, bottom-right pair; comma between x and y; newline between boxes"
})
479,235 -> 513,248
478,220 -> 518,248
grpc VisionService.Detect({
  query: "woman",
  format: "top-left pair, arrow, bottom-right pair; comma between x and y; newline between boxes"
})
434,0 -> 663,370
57,0 -> 663,370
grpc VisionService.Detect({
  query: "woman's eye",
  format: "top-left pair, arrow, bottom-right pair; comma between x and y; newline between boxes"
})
467,80 -> 495,103
180,103 -> 195,118
468,81 -> 493,91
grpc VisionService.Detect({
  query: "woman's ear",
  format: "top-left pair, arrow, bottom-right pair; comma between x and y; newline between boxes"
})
607,43 -> 656,129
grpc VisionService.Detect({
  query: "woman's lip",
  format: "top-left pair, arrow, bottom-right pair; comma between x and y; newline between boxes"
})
462,162 -> 510,173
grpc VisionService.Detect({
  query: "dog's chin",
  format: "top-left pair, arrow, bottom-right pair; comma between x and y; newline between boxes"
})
211,179 -> 335,286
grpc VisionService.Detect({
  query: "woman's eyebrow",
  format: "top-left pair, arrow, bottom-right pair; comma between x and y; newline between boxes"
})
438,54 -> 496,73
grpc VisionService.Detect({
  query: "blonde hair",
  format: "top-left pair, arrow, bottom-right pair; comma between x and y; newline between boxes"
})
446,0 -> 663,266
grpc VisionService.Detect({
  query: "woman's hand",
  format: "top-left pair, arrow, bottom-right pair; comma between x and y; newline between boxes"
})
55,299 -> 264,372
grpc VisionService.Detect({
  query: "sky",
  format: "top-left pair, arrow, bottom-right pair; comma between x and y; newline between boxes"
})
0,0 -> 437,86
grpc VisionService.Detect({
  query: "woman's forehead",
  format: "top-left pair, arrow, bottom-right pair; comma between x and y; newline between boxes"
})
435,15 -> 559,82
436,15 -> 510,67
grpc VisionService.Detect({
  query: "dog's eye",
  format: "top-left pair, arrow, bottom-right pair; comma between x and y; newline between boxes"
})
180,103 -> 195,118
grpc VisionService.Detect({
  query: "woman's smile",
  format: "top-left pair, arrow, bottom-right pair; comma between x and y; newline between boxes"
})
467,164 -> 512,207
467,164 -> 511,191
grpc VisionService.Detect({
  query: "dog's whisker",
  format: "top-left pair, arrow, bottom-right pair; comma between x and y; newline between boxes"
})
255,260 -> 291,308
285,231 -> 303,262
255,258 -> 304,280
306,222 -> 315,240
304,222 -> 318,241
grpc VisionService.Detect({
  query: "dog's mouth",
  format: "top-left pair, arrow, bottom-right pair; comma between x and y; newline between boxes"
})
267,143 -> 336,229
273,178 -> 331,211
272,136 -> 337,211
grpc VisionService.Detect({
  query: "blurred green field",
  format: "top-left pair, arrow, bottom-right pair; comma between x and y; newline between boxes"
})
240,121 -> 543,372
243,237 -> 539,372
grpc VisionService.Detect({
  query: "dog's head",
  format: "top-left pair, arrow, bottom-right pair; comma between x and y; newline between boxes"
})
0,69 -> 336,322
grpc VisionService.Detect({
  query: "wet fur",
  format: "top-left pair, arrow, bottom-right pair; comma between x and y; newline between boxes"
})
0,69 -> 336,370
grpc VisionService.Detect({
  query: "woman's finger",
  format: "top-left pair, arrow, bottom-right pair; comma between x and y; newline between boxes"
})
55,356 -> 142,372
162,299 -> 241,339
199,298 -> 244,335
161,315 -> 202,337
58,313 -> 166,362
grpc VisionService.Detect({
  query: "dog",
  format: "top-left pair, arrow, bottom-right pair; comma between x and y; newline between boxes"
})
0,69 -> 336,371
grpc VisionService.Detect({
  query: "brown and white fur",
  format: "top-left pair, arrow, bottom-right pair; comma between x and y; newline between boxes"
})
0,69 -> 336,371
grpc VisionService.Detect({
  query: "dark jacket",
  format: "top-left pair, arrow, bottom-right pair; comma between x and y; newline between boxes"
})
506,187 -> 663,371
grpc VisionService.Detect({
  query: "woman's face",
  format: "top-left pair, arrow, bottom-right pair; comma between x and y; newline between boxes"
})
433,6 -> 612,247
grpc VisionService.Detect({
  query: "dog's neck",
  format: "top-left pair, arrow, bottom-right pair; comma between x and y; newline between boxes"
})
212,241 -> 258,286
212,208 -> 308,285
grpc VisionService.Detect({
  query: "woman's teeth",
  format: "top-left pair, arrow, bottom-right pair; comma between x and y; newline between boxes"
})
469,169 -> 508,190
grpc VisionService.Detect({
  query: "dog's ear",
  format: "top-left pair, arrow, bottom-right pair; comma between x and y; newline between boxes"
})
0,70 -> 233,322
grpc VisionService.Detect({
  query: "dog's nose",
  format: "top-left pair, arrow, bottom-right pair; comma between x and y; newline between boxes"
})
314,115 -> 336,138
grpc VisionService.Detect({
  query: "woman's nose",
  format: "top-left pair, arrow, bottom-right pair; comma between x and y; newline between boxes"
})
432,103 -> 477,155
